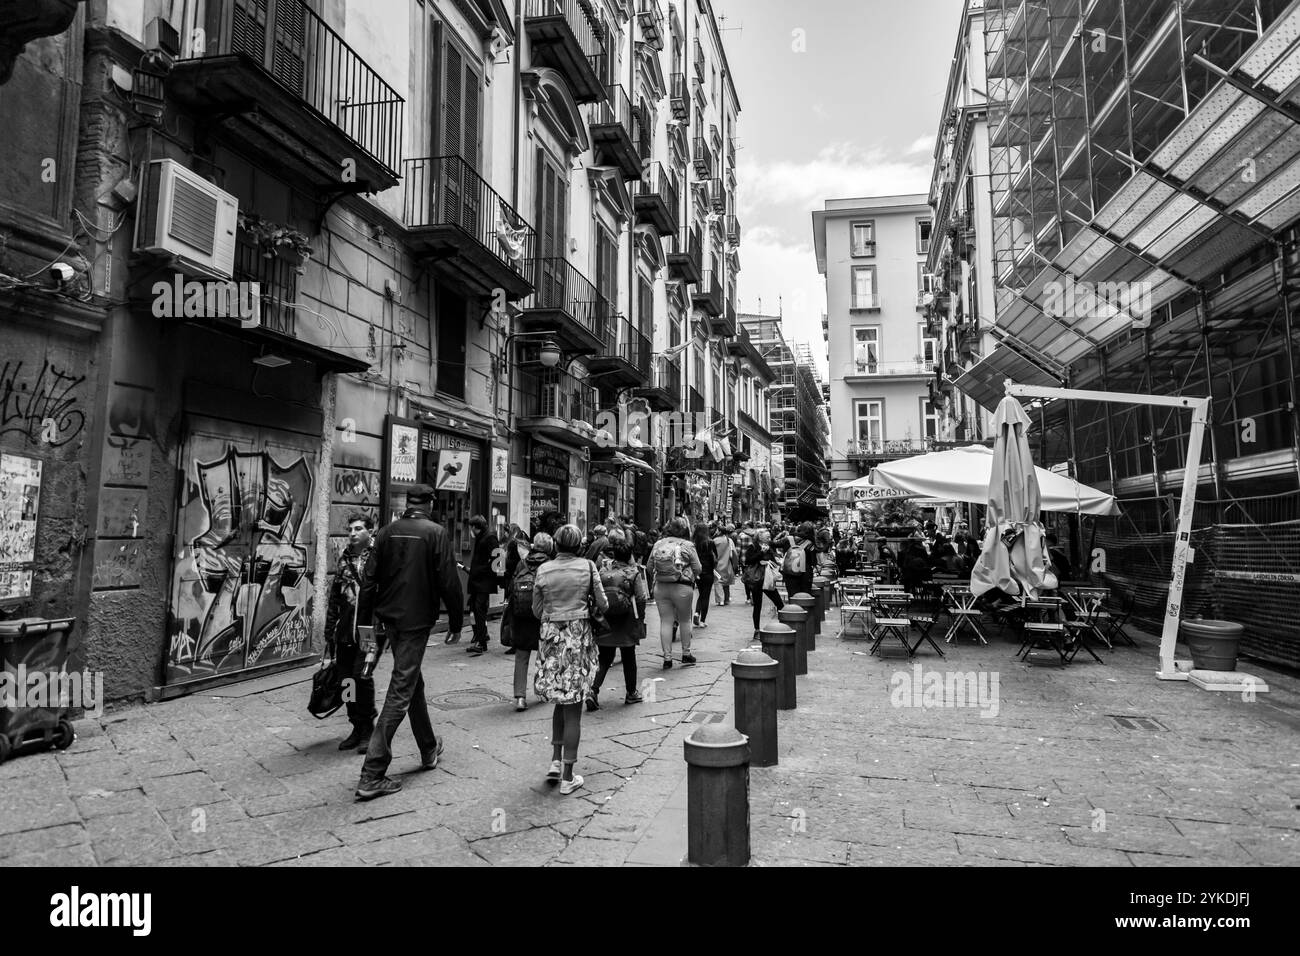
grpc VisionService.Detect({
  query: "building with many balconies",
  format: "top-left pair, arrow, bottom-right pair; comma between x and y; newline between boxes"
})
813,195 -> 940,485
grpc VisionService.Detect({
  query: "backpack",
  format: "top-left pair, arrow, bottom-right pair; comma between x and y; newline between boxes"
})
651,539 -> 692,583
782,544 -> 806,575
601,566 -> 636,618
511,564 -> 538,619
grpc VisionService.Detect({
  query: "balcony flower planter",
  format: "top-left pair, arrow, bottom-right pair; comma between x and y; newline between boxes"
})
1181,618 -> 1243,671
239,213 -> 314,271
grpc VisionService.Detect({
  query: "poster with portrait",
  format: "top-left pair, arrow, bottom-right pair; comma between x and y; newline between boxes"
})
0,453 -> 42,601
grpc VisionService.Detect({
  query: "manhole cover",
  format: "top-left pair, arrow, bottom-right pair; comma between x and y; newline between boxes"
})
1108,714 -> 1167,732
431,687 -> 512,710
685,712 -> 726,724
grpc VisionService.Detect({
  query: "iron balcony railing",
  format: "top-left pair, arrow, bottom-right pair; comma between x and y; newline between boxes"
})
233,229 -> 297,336
726,213 -> 741,245
522,257 -> 608,339
636,162 -> 680,230
524,0 -> 606,61
600,316 -> 652,370
651,355 -> 681,397
518,367 -> 597,425
851,292 -> 881,310
403,155 -> 536,277
636,0 -> 664,49
668,225 -> 702,278
670,72 -> 690,121
687,385 -> 705,415
728,136 -> 736,169
693,37 -> 705,80
705,177 -> 725,212
850,359 -> 936,376
184,0 -> 404,174
693,136 -> 713,177
845,439 -> 937,458
591,83 -> 634,139
852,240 -> 876,257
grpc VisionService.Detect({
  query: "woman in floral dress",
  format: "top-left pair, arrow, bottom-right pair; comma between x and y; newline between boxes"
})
532,523 -> 607,795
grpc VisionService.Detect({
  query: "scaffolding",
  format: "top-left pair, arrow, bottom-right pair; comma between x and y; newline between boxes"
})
971,0 -> 1300,666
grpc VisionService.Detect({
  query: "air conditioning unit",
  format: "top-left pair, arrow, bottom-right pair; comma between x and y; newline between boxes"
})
135,159 -> 239,279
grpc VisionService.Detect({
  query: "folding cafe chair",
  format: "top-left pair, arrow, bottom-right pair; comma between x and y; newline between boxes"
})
943,586 -> 988,645
838,582 -> 872,640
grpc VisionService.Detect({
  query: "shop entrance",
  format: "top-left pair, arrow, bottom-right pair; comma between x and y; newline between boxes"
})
166,417 -> 318,686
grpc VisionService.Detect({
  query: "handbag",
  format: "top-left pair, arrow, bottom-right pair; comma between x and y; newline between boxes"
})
308,659 -> 345,719
762,560 -> 779,591
588,564 -> 612,638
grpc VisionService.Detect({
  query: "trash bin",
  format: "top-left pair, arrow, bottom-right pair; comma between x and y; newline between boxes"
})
1180,618 -> 1244,672
0,617 -> 77,764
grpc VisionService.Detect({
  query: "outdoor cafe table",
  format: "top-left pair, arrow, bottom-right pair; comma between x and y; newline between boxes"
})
942,586 -> 988,645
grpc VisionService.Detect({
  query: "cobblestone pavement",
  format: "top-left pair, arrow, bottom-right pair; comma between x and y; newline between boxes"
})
0,597 -> 761,867
3,595 -> 1298,866
749,611 -> 1300,867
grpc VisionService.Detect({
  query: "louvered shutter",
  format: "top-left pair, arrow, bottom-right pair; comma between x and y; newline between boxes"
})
231,0 -> 269,61
460,61 -> 481,232
269,0 -> 306,94
441,42 -> 464,227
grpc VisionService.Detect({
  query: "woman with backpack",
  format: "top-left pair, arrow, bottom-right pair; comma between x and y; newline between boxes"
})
531,524 -> 607,795
506,532 -> 553,712
587,531 -> 648,711
742,529 -> 785,639
649,516 -> 702,669
692,523 -> 718,629
777,522 -> 817,598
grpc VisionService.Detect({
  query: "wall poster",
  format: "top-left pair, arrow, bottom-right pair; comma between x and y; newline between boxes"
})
0,453 -> 42,601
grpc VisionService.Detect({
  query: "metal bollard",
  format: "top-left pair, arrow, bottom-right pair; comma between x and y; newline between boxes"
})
684,723 -> 751,867
732,649 -> 778,767
810,581 -> 827,633
758,624 -> 797,709
791,592 -> 819,647
778,606 -> 809,676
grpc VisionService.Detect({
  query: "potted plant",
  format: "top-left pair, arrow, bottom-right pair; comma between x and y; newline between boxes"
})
238,212 -> 314,273
1181,615 -> 1244,671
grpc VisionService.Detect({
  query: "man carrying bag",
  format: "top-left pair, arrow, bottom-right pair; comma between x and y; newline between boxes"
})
355,485 -> 464,801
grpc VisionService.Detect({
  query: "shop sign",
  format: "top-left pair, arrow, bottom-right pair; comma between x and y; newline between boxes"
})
530,443 -> 569,484
434,450 -> 471,493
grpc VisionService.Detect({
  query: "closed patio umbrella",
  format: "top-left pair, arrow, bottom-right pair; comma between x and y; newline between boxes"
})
970,397 -> 1048,600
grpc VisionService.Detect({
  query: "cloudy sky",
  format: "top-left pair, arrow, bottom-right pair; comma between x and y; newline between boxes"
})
714,0 -> 968,374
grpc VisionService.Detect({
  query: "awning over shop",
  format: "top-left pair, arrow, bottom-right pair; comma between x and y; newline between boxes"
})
954,342 -> 1061,412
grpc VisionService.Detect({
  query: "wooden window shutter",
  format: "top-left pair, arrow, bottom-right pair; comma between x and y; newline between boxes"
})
463,62 -> 481,172
443,41 -> 463,161
269,0 -> 307,94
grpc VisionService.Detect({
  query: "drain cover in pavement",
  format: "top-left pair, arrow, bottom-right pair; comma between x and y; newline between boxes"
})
1108,714 -> 1168,732
431,687 -> 512,710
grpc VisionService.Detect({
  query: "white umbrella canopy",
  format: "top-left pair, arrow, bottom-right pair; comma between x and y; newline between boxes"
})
970,398 -> 1048,600
868,445 -> 1118,515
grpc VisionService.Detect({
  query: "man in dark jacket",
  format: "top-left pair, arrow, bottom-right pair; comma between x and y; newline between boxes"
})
355,484 -> 464,801
323,512 -> 376,751
466,514 -> 499,656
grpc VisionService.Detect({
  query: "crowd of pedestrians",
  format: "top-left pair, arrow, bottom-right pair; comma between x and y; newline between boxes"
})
324,492 -> 865,803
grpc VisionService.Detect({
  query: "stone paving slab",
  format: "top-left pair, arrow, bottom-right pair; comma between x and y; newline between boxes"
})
748,612 -> 1300,867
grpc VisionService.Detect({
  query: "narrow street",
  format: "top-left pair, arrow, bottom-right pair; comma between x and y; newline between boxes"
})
3,596 -> 1298,866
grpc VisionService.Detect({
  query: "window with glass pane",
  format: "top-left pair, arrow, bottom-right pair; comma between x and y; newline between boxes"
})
851,221 -> 874,256
921,333 -> 938,367
856,400 -> 883,449
852,267 -> 875,309
917,218 -> 932,254
853,327 -> 879,374
922,399 -> 939,440
917,262 -> 937,299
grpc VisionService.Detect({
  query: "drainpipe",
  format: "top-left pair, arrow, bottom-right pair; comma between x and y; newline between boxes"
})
512,4 -> 523,211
